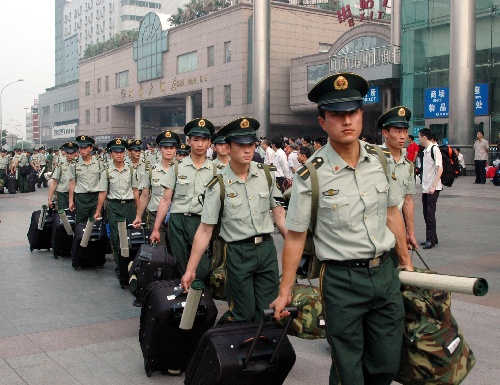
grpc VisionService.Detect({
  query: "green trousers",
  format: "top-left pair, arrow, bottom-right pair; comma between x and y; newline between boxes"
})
320,257 -> 404,385
147,210 -> 171,253
0,170 -> 5,189
107,200 -> 136,264
18,173 -> 28,192
221,237 -> 279,323
75,192 -> 99,224
168,213 -> 209,282
56,191 -> 69,211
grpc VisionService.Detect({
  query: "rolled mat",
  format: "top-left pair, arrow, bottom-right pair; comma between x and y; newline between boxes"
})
118,219 -> 129,258
58,209 -> 74,236
80,217 -> 95,247
399,271 -> 488,296
179,280 -> 204,330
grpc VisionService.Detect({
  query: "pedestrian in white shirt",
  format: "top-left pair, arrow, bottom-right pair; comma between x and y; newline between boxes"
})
271,136 -> 291,192
262,139 -> 275,166
287,143 -> 300,177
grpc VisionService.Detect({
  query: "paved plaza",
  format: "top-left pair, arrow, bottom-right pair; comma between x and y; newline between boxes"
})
0,175 -> 499,384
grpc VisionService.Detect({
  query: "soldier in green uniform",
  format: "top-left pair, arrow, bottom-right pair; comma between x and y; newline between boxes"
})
47,142 -> 78,210
211,132 -> 230,171
98,139 -> 140,267
36,147 -> 48,188
270,72 -> 414,385
68,135 -> 107,224
150,119 -> 215,280
126,139 -> 147,205
15,149 -> 31,193
0,148 -> 8,191
133,131 -> 179,246
176,143 -> 190,160
181,117 -> 286,322
377,106 -> 418,262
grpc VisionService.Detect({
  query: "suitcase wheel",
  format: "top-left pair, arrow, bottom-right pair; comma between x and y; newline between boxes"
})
30,247 -> 33,252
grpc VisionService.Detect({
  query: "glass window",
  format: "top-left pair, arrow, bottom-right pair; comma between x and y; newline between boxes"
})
207,45 -> 215,67
106,106 -> 110,122
224,85 -> 231,107
85,81 -> 90,96
97,108 -> 101,123
224,41 -> 231,63
85,110 -> 90,124
307,64 -> 329,91
97,78 -> 101,93
177,51 -> 198,74
207,88 -> 214,108
115,70 -> 129,88
105,76 -> 109,91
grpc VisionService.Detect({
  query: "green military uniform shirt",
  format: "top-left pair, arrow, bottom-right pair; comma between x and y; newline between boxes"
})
0,155 -> 9,171
103,163 -> 139,200
38,153 -> 47,166
382,145 -> 416,211
161,156 -> 214,215
146,150 -> 160,165
70,156 -> 106,193
18,154 -> 29,167
211,158 -> 228,172
286,141 -> 402,261
201,162 -> 282,242
50,157 -> 72,192
140,162 -> 172,212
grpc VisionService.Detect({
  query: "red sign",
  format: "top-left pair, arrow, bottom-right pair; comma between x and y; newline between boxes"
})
338,1 -> 392,28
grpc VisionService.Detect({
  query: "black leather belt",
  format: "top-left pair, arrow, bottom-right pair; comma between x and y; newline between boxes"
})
108,199 -> 134,204
326,252 -> 390,269
231,234 -> 271,245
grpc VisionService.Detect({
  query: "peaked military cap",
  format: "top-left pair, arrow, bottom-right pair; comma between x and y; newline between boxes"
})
308,72 -> 369,112
184,118 -> 215,138
107,138 -> 127,152
63,142 -> 78,153
376,106 -> 412,130
218,117 -> 259,144
0,148 -> 6,153
157,130 -> 181,147
75,135 -> 95,147
128,139 -> 143,151
211,130 -> 227,145
176,143 -> 191,155
39,146 -> 45,150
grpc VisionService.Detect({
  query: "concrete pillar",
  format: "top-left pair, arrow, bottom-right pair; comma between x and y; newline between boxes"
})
135,103 -> 142,140
391,0 -> 401,49
185,94 -> 194,123
382,86 -> 393,112
449,0 -> 475,147
253,0 -> 270,138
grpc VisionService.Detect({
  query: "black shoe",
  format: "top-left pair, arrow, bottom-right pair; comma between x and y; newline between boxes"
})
420,241 -> 428,246
473,182 -> 480,184
422,242 -> 435,249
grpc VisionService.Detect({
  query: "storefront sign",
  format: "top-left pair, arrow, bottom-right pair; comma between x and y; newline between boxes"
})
363,86 -> 379,104
52,123 -> 76,139
424,84 -> 489,118
338,0 -> 391,28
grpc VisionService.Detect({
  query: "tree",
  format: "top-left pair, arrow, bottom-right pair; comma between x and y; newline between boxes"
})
168,0 -> 233,26
1,129 -> 7,146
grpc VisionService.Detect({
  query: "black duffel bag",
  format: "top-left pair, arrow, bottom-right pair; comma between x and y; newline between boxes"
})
19,165 -> 32,175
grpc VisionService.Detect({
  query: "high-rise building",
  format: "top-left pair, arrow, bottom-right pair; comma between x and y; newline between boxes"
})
40,0 -> 175,148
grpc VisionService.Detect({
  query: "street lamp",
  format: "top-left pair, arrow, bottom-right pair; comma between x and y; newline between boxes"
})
9,119 -> 25,150
0,79 -> 24,148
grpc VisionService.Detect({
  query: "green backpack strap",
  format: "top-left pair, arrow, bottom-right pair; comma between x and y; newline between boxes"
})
304,162 -> 319,232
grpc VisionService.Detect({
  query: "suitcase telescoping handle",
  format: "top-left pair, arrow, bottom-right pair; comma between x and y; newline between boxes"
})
243,307 -> 298,370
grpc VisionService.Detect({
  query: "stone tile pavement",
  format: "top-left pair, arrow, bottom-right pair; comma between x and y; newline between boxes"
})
0,175 -> 499,384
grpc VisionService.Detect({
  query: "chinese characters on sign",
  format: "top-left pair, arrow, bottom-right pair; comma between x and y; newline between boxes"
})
338,0 -> 391,28
121,76 -> 208,99
424,84 -> 489,119
363,86 -> 379,104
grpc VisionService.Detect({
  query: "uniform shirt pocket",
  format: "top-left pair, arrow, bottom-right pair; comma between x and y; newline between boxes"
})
318,195 -> 351,229
258,191 -> 270,213
375,180 -> 389,216
224,196 -> 243,219
175,179 -> 190,196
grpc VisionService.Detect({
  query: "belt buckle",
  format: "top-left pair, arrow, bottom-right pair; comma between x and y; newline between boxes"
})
368,258 -> 380,269
120,200 -> 125,204
254,236 -> 263,244
184,213 -> 191,216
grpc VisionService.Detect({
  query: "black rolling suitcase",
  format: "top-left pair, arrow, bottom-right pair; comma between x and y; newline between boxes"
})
7,173 -> 16,194
129,243 -> 180,306
117,225 -> 150,288
71,220 -> 107,269
27,206 -> 54,251
51,210 -> 76,258
185,308 -> 298,385
28,172 -> 36,192
139,280 -> 218,377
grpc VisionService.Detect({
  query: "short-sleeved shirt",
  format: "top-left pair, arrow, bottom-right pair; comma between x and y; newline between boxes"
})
139,162 -> 173,212
473,139 -> 489,161
161,156 -> 214,215
0,155 -> 9,171
201,162 -> 282,242
381,145 -> 415,211
18,154 -> 29,167
285,141 -> 401,261
102,163 -> 139,200
51,157 -> 72,192
212,158 -> 228,172
70,156 -> 107,193
422,144 -> 442,193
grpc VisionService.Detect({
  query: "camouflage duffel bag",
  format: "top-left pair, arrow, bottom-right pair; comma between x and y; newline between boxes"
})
397,269 -> 476,385
285,283 -> 326,339
208,237 -> 226,301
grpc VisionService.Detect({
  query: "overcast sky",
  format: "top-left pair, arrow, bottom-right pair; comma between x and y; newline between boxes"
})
0,2 -> 54,141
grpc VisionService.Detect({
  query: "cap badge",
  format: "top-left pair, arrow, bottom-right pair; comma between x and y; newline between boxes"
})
398,108 -> 406,117
180,144 -> 186,149
80,136 -> 85,140
136,140 -> 141,144
116,139 -> 121,144
240,119 -> 249,129
334,76 -> 348,91
198,119 -> 206,127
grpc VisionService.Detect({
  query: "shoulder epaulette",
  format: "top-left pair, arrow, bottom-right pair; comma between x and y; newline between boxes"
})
206,175 -> 219,189
298,157 -> 324,180
365,144 -> 391,159
257,163 -> 278,172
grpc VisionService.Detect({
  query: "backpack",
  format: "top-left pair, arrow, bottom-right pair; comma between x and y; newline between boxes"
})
431,145 -> 459,187
492,168 -> 500,186
397,267 -> 476,385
